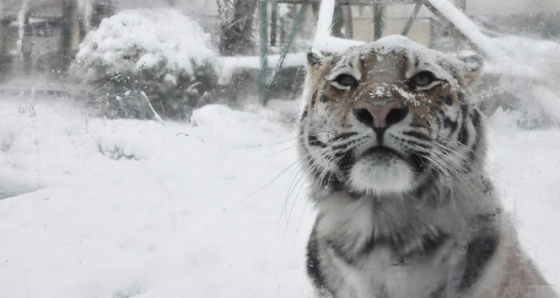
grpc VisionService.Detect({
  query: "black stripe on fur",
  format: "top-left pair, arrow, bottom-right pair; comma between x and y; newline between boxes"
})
419,233 -> 449,257
443,116 -> 458,133
308,135 -> 327,148
467,109 -> 482,163
311,91 -> 318,109
457,104 -> 469,145
307,229 -> 331,294
358,228 -> 449,261
402,130 -> 431,141
327,239 -> 356,264
300,109 -> 308,120
430,285 -> 446,298
459,233 -> 499,290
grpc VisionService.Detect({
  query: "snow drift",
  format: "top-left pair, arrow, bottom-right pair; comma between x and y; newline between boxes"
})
0,95 -> 558,297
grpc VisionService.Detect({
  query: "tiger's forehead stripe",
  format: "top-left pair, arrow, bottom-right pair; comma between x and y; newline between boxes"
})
327,50 -> 418,84
327,54 -> 362,81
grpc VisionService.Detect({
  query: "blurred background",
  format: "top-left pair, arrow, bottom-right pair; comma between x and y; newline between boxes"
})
0,0 -> 559,122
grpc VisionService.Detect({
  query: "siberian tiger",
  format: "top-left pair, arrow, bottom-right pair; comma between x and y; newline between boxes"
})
298,35 -> 556,298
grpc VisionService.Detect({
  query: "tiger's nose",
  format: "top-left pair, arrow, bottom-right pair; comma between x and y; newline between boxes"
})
353,100 -> 409,130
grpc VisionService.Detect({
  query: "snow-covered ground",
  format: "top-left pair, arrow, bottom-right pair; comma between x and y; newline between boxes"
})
0,94 -> 559,297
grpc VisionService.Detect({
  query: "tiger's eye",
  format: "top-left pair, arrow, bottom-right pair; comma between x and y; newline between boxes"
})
410,71 -> 436,87
333,74 -> 358,88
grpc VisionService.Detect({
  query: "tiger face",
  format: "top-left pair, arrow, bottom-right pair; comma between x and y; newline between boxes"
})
299,36 -> 484,198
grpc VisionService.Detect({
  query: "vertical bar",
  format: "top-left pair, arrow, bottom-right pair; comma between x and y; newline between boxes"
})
373,3 -> 383,41
21,12 -> 32,75
342,4 -> 353,39
270,0 -> 277,46
61,0 -> 76,72
0,19 -> 10,79
258,0 -> 269,106
332,0 -> 344,37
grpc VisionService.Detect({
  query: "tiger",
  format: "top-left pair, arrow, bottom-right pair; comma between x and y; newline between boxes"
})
298,35 -> 557,298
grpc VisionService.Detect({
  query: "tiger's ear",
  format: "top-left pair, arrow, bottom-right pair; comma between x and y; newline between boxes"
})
307,52 -> 325,70
455,51 -> 484,86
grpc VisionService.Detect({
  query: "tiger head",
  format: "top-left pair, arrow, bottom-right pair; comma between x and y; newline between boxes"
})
298,36 -> 484,199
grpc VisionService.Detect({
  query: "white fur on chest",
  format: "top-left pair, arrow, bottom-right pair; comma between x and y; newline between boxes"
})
326,243 -> 452,298
313,192 -> 473,298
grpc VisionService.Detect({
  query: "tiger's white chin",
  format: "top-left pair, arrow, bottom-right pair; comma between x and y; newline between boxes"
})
348,156 -> 414,195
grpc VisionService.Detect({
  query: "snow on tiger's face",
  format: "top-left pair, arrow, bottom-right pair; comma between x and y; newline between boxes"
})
299,36 -> 484,197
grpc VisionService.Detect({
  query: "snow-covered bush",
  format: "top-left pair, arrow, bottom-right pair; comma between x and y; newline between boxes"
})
71,8 -> 218,120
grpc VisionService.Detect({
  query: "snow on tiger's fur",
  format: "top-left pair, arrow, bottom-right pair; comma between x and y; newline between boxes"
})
298,35 -> 557,298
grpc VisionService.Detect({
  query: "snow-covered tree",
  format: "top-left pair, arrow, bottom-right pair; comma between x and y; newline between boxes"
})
216,0 -> 257,56
70,8 -> 218,120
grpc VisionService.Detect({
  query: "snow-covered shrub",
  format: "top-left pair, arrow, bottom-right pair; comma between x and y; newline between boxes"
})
71,8 -> 218,120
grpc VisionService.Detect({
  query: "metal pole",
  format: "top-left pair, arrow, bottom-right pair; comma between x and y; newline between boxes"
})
402,0 -> 422,36
263,0 -> 309,106
373,2 -> 383,40
258,0 -> 269,105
